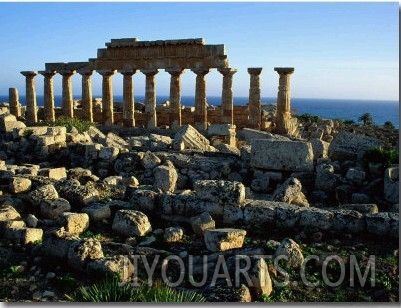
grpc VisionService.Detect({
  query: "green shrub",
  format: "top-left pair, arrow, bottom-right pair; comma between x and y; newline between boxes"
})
294,113 -> 319,124
358,113 -> 373,126
343,119 -> 356,125
35,116 -> 94,134
363,146 -> 399,170
383,121 -> 395,129
22,129 -> 34,138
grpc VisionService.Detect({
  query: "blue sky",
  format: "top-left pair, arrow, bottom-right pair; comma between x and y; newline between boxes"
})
0,2 -> 398,100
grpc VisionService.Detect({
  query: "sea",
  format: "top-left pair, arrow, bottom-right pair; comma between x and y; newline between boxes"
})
0,95 -> 399,128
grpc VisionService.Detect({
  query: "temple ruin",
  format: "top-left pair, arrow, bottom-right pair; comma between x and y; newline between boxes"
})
13,38 -> 295,132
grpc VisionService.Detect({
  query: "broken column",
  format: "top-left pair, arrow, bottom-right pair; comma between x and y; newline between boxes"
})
141,69 -> 159,129
59,69 -> 76,118
274,67 -> 295,135
218,68 -> 237,124
248,68 -> 262,129
192,68 -> 210,131
78,69 -> 94,122
20,71 -> 38,124
120,69 -> 137,127
166,67 -> 185,129
9,88 -> 21,118
98,69 -> 116,126
39,70 -> 57,122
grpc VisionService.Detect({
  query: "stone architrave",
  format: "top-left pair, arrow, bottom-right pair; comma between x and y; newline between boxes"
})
78,69 -> 94,122
20,71 -> 38,124
218,68 -> 237,124
39,70 -> 57,122
192,68 -> 210,131
247,68 -> 262,129
98,69 -> 116,126
59,70 -> 76,118
9,88 -> 21,117
119,69 -> 137,127
166,67 -> 185,129
141,69 -> 159,129
274,67 -> 295,134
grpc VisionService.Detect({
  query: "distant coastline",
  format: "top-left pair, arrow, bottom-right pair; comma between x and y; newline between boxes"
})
0,95 -> 398,128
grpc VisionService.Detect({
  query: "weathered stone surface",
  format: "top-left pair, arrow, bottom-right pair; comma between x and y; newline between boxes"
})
250,140 -> 314,172
40,235 -> 79,258
328,131 -> 381,161
129,188 -> 158,212
214,143 -> 241,156
250,174 -> 270,192
19,228 -> 44,244
193,180 -> 245,205
99,146 -> 119,161
204,228 -> 246,252
82,203 -> 111,222
223,204 -> 244,224
0,205 -> 21,222
30,184 -> 59,206
26,214 -> 39,228
203,283 -> 252,302
140,151 -> 161,169
243,200 -> 276,225
274,238 -> 304,268
87,126 -> 106,144
153,164 -> 178,193
38,167 -> 67,181
112,210 -> 152,237
164,227 -> 184,242
310,138 -> 329,160
173,124 -> 210,151
314,163 -> 340,193
299,207 -> 333,230
67,238 -> 104,272
275,203 -> 306,229
87,255 -> 134,282
105,132 -> 130,150
331,210 -> 366,233
365,212 -> 399,238
149,133 -> 172,150
9,177 -> 32,194
190,212 -> 215,235
40,198 -> 71,219
272,177 -> 309,207
242,128 -> 291,142
55,180 -> 99,207
340,203 -> 378,214
345,168 -> 366,185
60,212 -> 90,235
351,193 -> 370,204
384,167 -> 399,204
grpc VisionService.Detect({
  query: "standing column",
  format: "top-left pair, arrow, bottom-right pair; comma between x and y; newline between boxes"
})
78,69 -> 94,122
166,67 -> 184,129
218,68 -> 237,124
247,68 -> 263,129
20,71 -> 38,124
9,88 -> 21,117
98,70 -> 116,126
59,70 -> 76,118
274,67 -> 295,134
119,69 -> 137,127
141,69 -> 159,129
191,68 -> 210,131
39,70 -> 57,122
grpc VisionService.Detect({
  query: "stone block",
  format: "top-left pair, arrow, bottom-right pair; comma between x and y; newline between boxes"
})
149,134 -> 172,150
9,177 -> 32,194
38,167 -> 67,181
85,143 -> 103,160
40,198 -> 71,219
274,238 -> 304,268
0,205 -> 21,222
384,167 -> 399,203
272,177 -> 309,207
99,146 -> 119,161
250,140 -> 314,172
310,138 -> 329,160
112,210 -> 152,237
204,228 -> 246,252
130,188 -> 158,212
87,126 -> 106,144
140,151 -> 161,169
173,124 -> 211,151
208,124 -> 236,136
223,204 -> 244,224
351,193 -> 370,204
190,212 -> 215,235
87,255 -> 134,282
153,164 -> 178,193
29,184 -> 59,206
365,212 -> 398,238
193,179 -> 245,205
243,200 -> 277,225
67,238 -> 104,272
41,235 -> 79,259
314,163 -> 340,193
105,132 -> 130,150
340,203 -> 378,214
299,207 -> 334,230
345,168 -> 366,185
82,203 -> 111,222
60,212 -> 90,235
242,128 -> 291,142
275,203 -> 306,229
331,210 -> 366,233
164,227 -> 184,242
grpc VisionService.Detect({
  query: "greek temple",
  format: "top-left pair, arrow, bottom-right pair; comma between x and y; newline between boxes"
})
12,38 -> 294,132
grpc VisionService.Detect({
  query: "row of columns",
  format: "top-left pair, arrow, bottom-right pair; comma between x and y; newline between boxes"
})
18,67 -> 293,131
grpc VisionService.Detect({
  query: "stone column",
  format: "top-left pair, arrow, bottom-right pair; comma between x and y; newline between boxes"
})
274,67 -> 295,134
247,68 -> 263,129
191,68 -> 210,131
166,67 -> 185,129
9,88 -> 21,117
98,69 -> 116,126
78,69 -> 94,122
141,69 -> 159,129
119,69 -> 137,127
39,70 -> 57,122
59,70 -> 76,118
20,71 -> 38,124
218,68 -> 237,124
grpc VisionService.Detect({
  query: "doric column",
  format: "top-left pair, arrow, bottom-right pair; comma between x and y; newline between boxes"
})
218,68 -> 237,124
247,68 -> 263,129
141,69 -> 159,129
166,67 -> 185,129
98,69 -> 116,126
77,69 -> 94,122
20,71 -> 38,124
274,67 -> 295,134
9,88 -> 21,118
191,68 -> 210,131
119,69 -> 137,127
59,70 -> 76,118
39,70 -> 57,122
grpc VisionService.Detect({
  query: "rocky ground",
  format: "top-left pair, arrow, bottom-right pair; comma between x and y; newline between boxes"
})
0,111 -> 399,302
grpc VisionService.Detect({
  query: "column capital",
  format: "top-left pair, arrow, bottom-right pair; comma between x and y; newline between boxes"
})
218,68 -> 237,76
141,68 -> 159,76
191,68 -> 210,75
97,69 -> 117,77
39,70 -> 57,77
165,67 -> 185,75
21,71 -> 38,77
58,69 -> 76,76
274,67 -> 295,74
77,69 -> 94,76
247,67 -> 263,75
119,68 -> 137,75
